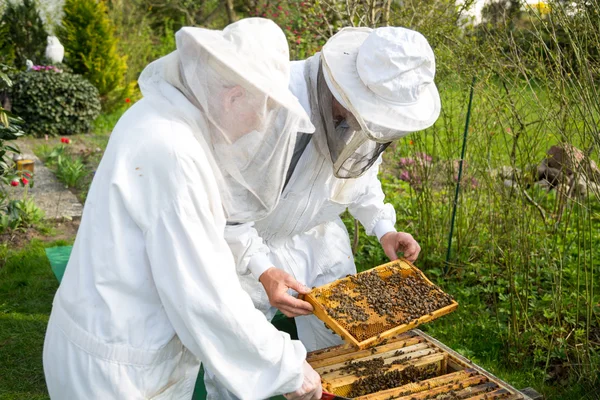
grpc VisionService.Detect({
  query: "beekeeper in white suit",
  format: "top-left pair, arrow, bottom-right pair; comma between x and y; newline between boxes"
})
226,26 -> 441,354
42,18 -> 324,400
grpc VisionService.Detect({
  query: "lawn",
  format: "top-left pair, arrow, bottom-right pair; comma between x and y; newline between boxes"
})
0,240 -> 63,400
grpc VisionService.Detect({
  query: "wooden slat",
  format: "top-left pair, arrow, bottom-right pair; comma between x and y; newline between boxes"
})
311,337 -> 424,369
355,369 -> 480,400
316,342 -> 430,373
307,332 -> 417,363
319,346 -> 439,380
454,381 -> 501,398
391,375 -> 489,400
465,388 -> 514,399
327,353 -> 446,388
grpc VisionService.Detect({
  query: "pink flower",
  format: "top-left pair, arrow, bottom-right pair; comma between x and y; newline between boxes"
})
416,152 -> 432,163
399,171 -> 411,182
399,157 -> 414,167
277,5 -> 283,10
10,180 -> 19,187
296,38 -> 301,44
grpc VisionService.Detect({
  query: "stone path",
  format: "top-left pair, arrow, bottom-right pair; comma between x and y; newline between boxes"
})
7,141 -> 83,220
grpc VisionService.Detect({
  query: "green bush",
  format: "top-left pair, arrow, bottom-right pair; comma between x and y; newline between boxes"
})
56,0 -> 127,109
0,0 -> 47,68
9,69 -> 101,137
0,64 -> 24,186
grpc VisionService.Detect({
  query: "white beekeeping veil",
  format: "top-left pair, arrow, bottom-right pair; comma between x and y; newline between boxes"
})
320,26 -> 441,179
140,18 -> 314,222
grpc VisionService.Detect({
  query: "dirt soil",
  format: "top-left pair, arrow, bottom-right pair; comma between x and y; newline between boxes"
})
0,218 -> 80,248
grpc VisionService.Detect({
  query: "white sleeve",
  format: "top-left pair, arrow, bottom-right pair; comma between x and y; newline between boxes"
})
144,164 -> 304,399
225,222 -> 273,280
347,157 -> 397,238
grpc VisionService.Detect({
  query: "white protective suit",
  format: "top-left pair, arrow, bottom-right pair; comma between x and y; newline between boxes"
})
43,21 -> 315,400
227,54 -> 397,352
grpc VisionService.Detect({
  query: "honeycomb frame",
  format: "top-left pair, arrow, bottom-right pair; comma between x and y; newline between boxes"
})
303,259 -> 459,349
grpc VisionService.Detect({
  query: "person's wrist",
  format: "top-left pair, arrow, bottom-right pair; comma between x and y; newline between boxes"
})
258,266 -> 277,284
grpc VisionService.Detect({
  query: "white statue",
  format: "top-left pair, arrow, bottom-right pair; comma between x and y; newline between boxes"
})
45,36 -> 65,64
26,59 -> 34,71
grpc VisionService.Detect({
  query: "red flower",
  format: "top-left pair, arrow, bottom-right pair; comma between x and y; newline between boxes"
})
10,180 -> 19,187
409,140 -> 414,145
21,178 -> 29,185
125,98 -> 131,103
61,137 -> 71,144
277,5 -> 283,10
23,172 -> 32,178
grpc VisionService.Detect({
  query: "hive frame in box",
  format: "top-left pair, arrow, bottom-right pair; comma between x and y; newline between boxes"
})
307,329 -> 532,400
303,259 -> 458,349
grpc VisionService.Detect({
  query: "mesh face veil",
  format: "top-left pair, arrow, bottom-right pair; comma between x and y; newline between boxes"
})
317,65 -> 391,179
318,26 -> 440,179
139,21 -> 314,223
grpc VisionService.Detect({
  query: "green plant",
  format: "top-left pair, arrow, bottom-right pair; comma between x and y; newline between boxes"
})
56,0 -> 127,109
0,196 -> 44,233
0,0 -> 47,68
55,155 -> 88,188
0,63 -> 25,207
9,69 -> 101,137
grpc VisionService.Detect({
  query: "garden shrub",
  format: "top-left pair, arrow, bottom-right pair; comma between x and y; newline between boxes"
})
0,0 -> 47,67
56,0 -> 127,110
10,69 -> 101,137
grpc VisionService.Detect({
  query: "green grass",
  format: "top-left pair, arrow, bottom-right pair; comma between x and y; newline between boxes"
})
0,240 -> 69,400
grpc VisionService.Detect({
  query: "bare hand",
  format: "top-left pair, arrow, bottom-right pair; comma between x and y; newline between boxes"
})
380,232 -> 421,262
259,267 -> 314,317
284,361 -> 322,400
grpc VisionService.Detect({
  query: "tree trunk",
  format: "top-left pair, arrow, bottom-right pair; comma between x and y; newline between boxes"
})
225,0 -> 237,23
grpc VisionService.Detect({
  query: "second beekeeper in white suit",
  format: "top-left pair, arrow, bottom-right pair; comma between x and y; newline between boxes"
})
225,26 -> 441,354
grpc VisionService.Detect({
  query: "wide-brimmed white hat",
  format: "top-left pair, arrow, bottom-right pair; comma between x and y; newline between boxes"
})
177,18 -> 314,133
322,26 -> 441,134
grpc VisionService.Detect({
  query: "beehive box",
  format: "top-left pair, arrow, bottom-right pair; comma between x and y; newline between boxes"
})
303,260 -> 458,349
307,330 -> 531,400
